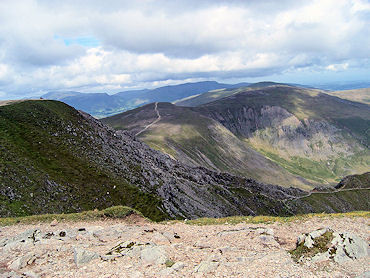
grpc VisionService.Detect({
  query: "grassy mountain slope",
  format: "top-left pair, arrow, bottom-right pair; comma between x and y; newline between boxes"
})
288,188 -> 370,213
334,172 -> 370,189
0,100 -> 167,220
1,101 -> 368,220
327,88 -> 370,105
195,85 -> 370,184
103,102 -> 312,189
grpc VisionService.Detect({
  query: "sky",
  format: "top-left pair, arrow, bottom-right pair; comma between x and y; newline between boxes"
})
0,0 -> 369,99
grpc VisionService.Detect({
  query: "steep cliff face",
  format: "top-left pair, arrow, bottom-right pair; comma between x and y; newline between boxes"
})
196,86 -> 370,184
202,104 -> 360,159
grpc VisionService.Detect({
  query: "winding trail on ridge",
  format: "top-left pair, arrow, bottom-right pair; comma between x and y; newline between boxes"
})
135,102 -> 161,136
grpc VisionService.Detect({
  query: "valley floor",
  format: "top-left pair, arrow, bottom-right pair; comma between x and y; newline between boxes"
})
0,215 -> 369,277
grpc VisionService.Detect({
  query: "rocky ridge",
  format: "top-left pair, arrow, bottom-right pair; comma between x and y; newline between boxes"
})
1,100 -> 369,220
0,215 -> 368,277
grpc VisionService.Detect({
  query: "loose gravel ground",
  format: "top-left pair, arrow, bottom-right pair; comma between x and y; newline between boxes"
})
0,215 -> 369,277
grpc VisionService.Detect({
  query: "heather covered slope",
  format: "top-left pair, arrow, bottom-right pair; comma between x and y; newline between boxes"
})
103,102 -> 312,188
195,85 -> 370,184
0,100 -> 167,220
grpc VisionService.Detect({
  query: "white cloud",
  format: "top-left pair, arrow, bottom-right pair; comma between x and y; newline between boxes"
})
0,0 -> 369,98
326,63 -> 349,71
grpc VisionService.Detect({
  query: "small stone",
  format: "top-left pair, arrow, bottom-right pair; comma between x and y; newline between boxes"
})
22,271 -> 40,278
140,246 -> 167,265
50,219 -> 58,226
355,271 -> 370,278
259,235 -> 279,247
312,252 -> 330,263
129,271 -> 143,278
174,233 -> 180,239
1,271 -> 22,278
304,235 -> 315,248
218,246 -> 231,253
171,261 -> 185,271
9,253 -> 36,270
256,228 -> 274,236
73,247 -> 99,267
152,233 -> 171,244
194,260 -> 219,273
100,254 -> 122,261
309,228 -> 329,239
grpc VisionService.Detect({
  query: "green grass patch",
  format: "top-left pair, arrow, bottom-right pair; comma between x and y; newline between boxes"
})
0,206 -> 145,226
179,211 -> 370,226
289,231 -> 334,262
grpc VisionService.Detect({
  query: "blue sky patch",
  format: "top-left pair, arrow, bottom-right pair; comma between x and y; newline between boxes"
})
55,35 -> 100,47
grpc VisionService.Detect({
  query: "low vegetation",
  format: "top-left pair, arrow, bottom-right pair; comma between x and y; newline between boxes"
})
1,207 -> 368,227
0,206 -> 144,226
180,211 -> 369,226
289,230 -> 334,262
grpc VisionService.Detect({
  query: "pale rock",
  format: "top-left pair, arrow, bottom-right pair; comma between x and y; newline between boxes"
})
50,219 -> 58,226
355,271 -> 370,278
126,245 -> 145,258
73,247 -> 99,267
22,271 -> 40,278
0,271 -> 23,278
303,236 -> 315,248
0,238 -> 9,247
219,246 -> 231,253
159,268 -> 174,276
294,229 -> 368,264
140,246 -> 167,265
152,232 -> 171,244
171,261 -> 185,271
309,228 -> 330,239
311,252 -> 330,263
9,253 -> 36,270
4,229 -> 42,250
259,235 -> 279,247
256,228 -> 274,236
331,232 -> 368,264
129,271 -> 143,278
194,260 -> 219,273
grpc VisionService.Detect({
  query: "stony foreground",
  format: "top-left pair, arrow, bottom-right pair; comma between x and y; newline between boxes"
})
0,216 -> 369,278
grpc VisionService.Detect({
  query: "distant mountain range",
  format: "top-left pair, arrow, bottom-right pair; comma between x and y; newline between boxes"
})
42,80 -> 370,118
43,81 -> 251,118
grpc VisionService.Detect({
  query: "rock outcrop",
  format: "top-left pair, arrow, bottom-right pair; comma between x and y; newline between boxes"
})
291,228 -> 369,264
